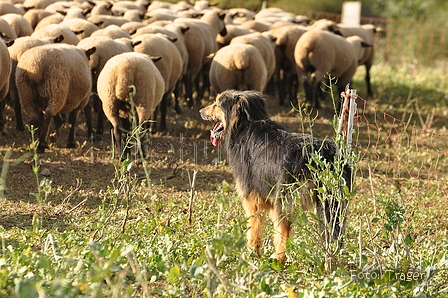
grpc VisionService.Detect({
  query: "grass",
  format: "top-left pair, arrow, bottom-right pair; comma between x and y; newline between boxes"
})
0,60 -> 447,297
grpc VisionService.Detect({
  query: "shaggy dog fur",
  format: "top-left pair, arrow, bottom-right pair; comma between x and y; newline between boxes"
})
199,89 -> 352,264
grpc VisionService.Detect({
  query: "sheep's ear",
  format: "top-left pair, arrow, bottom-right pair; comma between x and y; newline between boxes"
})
105,2 -> 113,10
129,29 -> 137,35
72,29 -> 84,35
85,47 -> 96,59
24,6 -> 34,11
94,21 -> 104,27
218,11 -> 226,20
139,14 -> 144,20
56,10 -> 67,16
5,39 -> 14,47
54,34 -> 64,43
361,41 -> 372,48
143,14 -> 150,20
181,26 -> 189,34
237,12 -> 246,18
116,11 -> 124,16
83,7 -> 92,16
131,40 -> 142,47
192,13 -> 204,18
87,0 -> 95,7
165,35 -> 177,43
150,55 -> 162,62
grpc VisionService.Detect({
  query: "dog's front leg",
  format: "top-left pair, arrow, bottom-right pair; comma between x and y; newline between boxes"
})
241,193 -> 264,256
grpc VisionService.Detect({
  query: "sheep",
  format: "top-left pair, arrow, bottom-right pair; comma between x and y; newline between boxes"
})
23,8 -> 54,29
0,2 -> 25,15
239,19 -> 270,32
31,23 -> 80,45
96,52 -> 165,157
0,40 -> 12,134
90,24 -> 131,39
269,23 -> 308,106
229,31 -> 276,89
326,22 -> 378,97
0,18 -> 18,41
89,1 -> 113,16
6,35 -> 63,132
215,23 -> 251,48
209,43 -> 267,94
77,36 -> 132,137
225,8 -> 256,24
174,9 -> 227,106
294,29 -> 370,109
121,21 -> 146,35
0,14 -> 34,37
22,0 -> 58,10
33,12 -> 64,30
87,15 -> 128,28
15,43 -> 96,152
61,18 -> 99,39
132,33 -> 183,132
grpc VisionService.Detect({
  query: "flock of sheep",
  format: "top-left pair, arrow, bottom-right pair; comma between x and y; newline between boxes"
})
0,0 -> 379,155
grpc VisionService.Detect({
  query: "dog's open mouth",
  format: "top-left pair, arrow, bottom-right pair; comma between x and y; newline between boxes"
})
210,121 -> 224,146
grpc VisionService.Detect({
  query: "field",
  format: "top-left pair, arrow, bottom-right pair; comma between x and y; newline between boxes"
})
1,53 -> 448,296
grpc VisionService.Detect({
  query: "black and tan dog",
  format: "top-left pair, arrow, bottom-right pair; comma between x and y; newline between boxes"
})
199,89 -> 352,264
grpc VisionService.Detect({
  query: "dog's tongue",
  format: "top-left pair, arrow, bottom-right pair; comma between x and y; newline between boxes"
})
210,122 -> 222,147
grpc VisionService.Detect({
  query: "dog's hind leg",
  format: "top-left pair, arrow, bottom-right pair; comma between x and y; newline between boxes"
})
242,192 -> 265,257
268,204 -> 291,264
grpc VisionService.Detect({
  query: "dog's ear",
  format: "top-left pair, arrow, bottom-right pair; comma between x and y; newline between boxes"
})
238,91 -> 268,121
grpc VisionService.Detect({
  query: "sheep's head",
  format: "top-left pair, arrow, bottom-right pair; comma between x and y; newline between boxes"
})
199,90 -> 268,146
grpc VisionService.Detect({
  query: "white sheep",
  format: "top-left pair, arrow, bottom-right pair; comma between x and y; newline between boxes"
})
77,36 -> 132,137
0,18 -> 18,41
209,43 -> 267,94
0,40 -> 12,133
90,24 -> 131,39
6,35 -> 62,131
23,8 -> 54,29
31,23 -> 80,45
174,9 -> 227,106
0,14 -> 34,38
15,43 -> 96,152
132,33 -> 183,132
215,23 -> 251,48
229,31 -> 276,89
96,52 -> 165,157
61,18 -> 100,39
331,22 -> 378,97
294,29 -> 370,109
269,23 -> 308,106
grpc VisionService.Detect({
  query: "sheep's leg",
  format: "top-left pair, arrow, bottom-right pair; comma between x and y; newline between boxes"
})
268,204 -> 291,264
67,110 -> 80,148
277,68 -> 286,106
92,93 -> 106,138
183,74 -> 194,108
242,192 -> 264,257
172,80 -> 182,114
37,111 -> 54,153
365,64 -> 373,97
83,104 -> 94,143
13,93 -> 25,131
149,105 -> 158,134
289,71 -> 299,108
159,93 -> 168,132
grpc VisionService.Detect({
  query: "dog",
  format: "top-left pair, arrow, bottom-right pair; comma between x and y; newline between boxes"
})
199,89 -> 352,265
